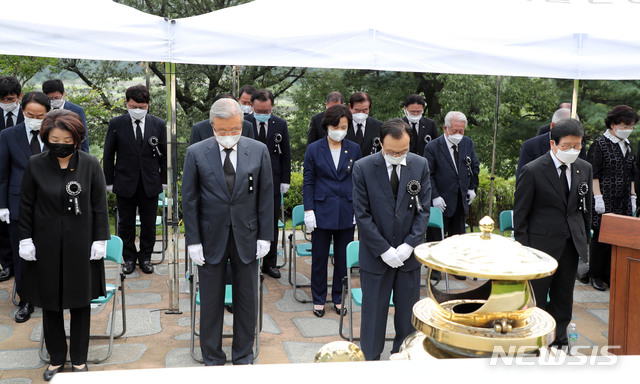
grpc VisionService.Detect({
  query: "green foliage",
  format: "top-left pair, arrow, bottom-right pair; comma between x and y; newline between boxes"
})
470,165 -> 515,226
0,56 -> 57,84
283,172 -> 303,218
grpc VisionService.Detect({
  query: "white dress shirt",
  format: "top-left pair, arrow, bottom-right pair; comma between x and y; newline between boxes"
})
604,129 -> 630,157
550,151 -> 571,189
130,115 -> 145,139
218,142 -> 237,170
24,124 -> 44,151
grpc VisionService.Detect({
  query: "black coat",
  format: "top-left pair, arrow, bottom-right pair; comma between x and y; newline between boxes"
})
19,151 -> 110,310
306,111 -> 325,145
345,116 -> 382,157
402,116 -> 438,156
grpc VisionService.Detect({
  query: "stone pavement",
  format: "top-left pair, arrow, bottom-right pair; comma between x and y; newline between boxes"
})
0,231 -> 609,382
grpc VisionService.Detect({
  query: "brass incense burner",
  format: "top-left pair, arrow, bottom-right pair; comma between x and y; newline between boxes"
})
395,216 -> 559,359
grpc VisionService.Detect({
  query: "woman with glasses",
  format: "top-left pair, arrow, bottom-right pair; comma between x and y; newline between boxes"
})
588,105 -> 638,291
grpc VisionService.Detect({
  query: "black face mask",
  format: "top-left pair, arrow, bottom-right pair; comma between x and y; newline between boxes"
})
47,143 -> 76,158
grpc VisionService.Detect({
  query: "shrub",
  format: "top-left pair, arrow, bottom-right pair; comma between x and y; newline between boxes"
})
469,165 -> 516,228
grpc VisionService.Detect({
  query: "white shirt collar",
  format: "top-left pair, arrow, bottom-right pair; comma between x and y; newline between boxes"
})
604,129 -> 629,144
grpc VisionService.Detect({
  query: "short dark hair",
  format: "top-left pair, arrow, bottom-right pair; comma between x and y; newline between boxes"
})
125,85 -> 150,104
21,91 -> 51,112
348,92 -> 372,108
605,105 -> 639,129
238,85 -> 256,98
213,93 -> 235,102
251,89 -> 274,104
40,109 -> 85,149
0,76 -> 22,99
321,105 -> 352,132
550,118 -> 584,144
326,92 -> 344,104
380,118 -> 412,144
404,94 -> 425,108
42,79 -> 65,95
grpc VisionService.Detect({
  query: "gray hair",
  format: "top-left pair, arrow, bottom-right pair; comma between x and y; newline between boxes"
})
209,98 -> 243,122
551,108 -> 573,123
444,111 -> 468,128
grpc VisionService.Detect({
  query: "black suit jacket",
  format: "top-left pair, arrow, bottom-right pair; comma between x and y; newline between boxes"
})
190,119 -> 254,145
516,132 -> 587,182
245,113 -> 291,195
536,123 -> 551,136
345,117 -> 382,157
514,153 -> 592,261
402,116 -> 438,156
306,111 -> 325,145
0,109 -> 24,132
102,113 -> 167,198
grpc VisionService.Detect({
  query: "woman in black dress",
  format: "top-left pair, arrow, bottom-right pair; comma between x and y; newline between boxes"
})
588,105 -> 638,291
19,109 -> 110,380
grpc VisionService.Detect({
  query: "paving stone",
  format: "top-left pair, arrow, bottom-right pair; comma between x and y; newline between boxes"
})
178,316 -> 198,327
221,313 -> 282,335
87,343 -> 146,367
574,289 -> 610,303
278,271 -> 310,287
107,308 -> 161,337
0,349 -> 45,370
283,341 -> 325,363
165,347 -> 232,368
120,292 -> 162,305
179,298 -> 194,314
174,332 -> 193,341
586,308 -> 609,325
0,324 -> 12,343
31,321 -> 69,342
127,280 -> 152,290
154,264 -> 168,276
0,289 -> 9,302
293,317 -> 341,337
274,289 -> 313,312
90,302 -> 107,315
0,378 -> 31,384
166,277 -> 189,294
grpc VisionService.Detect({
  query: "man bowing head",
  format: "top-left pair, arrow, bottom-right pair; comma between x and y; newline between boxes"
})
352,118 -> 431,360
182,98 -> 274,365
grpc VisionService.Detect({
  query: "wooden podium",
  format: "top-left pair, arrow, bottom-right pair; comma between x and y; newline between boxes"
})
599,213 -> 640,355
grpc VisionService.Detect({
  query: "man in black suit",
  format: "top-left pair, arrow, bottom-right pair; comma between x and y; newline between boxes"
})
191,93 -> 254,145
42,79 -> 90,153
237,85 -> 256,116
514,118 -> 592,348
0,76 -> 23,283
103,85 -> 167,275
536,102 -> 572,136
401,94 -> 438,156
352,119 -> 431,360
346,92 -> 383,157
423,111 -> 480,244
306,91 -> 344,144
516,108 -> 587,181
245,89 -> 291,279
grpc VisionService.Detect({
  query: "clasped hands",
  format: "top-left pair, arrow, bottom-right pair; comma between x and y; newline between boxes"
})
188,240 -> 272,266
380,243 -> 414,268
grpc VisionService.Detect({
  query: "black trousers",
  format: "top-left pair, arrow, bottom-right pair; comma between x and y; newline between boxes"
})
7,221 -> 25,299
310,227 -> 353,306
262,194 -> 280,270
198,231 -> 258,365
0,221 -> 12,270
531,238 -> 579,347
589,227 -> 611,284
42,306 -> 91,366
117,180 -> 158,264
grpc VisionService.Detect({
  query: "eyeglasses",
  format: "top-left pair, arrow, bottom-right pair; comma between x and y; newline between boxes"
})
215,128 -> 242,136
384,150 -> 409,157
557,144 -> 582,151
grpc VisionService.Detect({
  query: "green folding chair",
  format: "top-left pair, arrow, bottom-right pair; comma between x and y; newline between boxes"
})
427,207 -> 450,293
499,210 -> 514,237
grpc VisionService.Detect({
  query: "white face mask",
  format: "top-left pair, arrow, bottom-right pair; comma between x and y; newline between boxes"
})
50,99 -> 65,109
383,152 -> 407,166
0,102 -> 18,113
240,104 -> 253,115
447,133 -> 463,145
327,128 -> 347,142
215,132 -> 241,149
614,129 -> 633,140
352,113 -> 368,125
24,117 -> 43,131
405,109 -> 422,124
554,148 -> 580,164
128,108 -> 148,121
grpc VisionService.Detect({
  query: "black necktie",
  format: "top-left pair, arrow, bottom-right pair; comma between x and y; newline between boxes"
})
355,123 -> 364,145
135,120 -> 143,149
30,130 -> 41,155
258,122 -> 266,143
223,148 -> 235,195
5,111 -> 14,128
559,164 -> 570,198
390,164 -> 399,201
453,144 -> 459,173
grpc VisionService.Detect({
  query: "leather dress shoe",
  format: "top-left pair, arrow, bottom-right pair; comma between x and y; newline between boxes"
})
0,267 -> 13,282
313,309 -> 325,318
72,364 -> 88,372
15,302 -> 34,323
577,274 -> 590,284
225,305 -> 233,314
430,270 -> 441,281
591,278 -> 607,291
123,261 -> 135,274
454,275 -> 467,280
263,266 -> 281,279
140,261 -> 154,274
333,304 -> 347,316
43,365 -> 64,381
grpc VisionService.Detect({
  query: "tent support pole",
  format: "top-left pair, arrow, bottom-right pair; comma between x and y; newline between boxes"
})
488,75 -> 501,218
571,79 -> 579,119
165,61 -> 181,314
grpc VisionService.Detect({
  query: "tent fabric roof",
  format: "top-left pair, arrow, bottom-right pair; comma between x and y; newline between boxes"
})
1,0 -> 639,80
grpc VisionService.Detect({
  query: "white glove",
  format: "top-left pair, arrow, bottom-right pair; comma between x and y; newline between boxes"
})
0,208 -> 9,224
396,243 -> 414,263
632,195 -> 637,214
594,195 -> 605,214
90,240 -> 107,260
19,238 -> 36,261
256,240 -> 271,259
304,210 -> 316,232
162,184 -> 168,191
467,190 -> 476,205
280,183 -> 290,194
381,247 -> 404,268
433,197 -> 447,213
106,185 -> 114,193
188,243 -> 205,266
